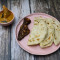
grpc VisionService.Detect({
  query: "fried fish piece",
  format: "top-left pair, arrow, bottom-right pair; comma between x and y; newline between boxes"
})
23,17 -> 31,25
17,17 -> 31,41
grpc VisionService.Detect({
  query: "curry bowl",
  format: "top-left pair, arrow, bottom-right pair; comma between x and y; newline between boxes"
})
0,10 -> 14,26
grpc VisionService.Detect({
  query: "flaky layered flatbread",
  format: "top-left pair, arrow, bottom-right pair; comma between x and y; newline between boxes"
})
28,19 -> 47,45
40,21 -> 54,48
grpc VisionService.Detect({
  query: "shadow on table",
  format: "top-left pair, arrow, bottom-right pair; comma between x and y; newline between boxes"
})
34,48 -> 60,60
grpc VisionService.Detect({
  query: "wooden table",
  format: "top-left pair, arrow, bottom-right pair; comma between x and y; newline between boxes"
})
0,0 -> 60,60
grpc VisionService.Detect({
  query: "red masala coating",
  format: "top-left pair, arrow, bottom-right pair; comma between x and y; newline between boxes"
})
17,17 -> 31,41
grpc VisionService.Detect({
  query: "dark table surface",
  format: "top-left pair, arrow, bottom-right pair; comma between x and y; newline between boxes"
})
0,0 -> 60,60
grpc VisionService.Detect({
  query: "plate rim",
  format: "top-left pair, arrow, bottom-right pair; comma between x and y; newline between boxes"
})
15,13 -> 60,55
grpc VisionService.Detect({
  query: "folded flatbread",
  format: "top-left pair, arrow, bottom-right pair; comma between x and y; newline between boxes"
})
40,18 -> 54,48
50,18 -> 60,45
28,18 -> 47,45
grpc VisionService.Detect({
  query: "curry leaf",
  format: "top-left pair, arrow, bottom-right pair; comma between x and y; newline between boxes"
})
1,13 -> 4,18
1,20 -> 7,23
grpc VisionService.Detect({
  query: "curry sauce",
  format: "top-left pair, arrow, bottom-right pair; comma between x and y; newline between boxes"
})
0,5 -> 14,23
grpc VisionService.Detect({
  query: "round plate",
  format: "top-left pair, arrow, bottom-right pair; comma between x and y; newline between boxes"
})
15,13 -> 60,55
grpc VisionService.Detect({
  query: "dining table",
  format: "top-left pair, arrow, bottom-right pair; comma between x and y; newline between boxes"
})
0,0 -> 60,60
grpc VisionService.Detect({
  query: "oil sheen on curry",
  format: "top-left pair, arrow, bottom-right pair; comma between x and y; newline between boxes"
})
0,5 -> 14,23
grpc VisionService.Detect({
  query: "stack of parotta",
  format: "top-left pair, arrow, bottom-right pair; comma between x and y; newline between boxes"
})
27,17 -> 60,48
